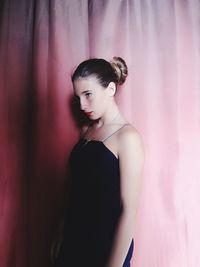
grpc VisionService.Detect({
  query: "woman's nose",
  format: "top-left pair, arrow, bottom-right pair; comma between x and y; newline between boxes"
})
80,98 -> 86,111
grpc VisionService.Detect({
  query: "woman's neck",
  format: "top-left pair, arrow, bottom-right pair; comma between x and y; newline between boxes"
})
95,103 -> 120,128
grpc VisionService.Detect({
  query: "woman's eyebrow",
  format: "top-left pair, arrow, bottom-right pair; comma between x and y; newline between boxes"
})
81,90 -> 91,94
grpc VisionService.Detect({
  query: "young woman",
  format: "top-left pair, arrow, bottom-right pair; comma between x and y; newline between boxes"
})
53,57 -> 144,267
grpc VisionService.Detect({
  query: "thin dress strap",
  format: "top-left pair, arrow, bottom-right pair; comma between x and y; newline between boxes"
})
101,123 -> 130,143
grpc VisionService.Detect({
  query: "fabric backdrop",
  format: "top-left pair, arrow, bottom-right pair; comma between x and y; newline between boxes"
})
0,0 -> 200,267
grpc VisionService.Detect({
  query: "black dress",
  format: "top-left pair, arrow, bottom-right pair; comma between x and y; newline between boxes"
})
57,125 -> 134,267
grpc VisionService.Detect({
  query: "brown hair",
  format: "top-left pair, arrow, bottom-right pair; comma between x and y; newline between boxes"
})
71,57 -> 128,87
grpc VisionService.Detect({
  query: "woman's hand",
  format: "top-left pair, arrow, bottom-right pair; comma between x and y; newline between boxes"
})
50,221 -> 64,265
51,238 -> 63,264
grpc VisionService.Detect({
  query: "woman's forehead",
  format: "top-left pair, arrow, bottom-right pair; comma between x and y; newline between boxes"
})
73,76 -> 101,94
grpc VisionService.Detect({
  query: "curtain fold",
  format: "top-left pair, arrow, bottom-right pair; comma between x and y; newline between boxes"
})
0,1 -> 200,266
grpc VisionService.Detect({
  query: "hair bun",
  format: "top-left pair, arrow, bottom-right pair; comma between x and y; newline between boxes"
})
110,57 -> 128,85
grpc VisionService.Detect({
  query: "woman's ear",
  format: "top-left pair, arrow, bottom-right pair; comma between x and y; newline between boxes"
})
107,82 -> 116,96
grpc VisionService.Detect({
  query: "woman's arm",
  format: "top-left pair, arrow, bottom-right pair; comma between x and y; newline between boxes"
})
106,127 -> 145,267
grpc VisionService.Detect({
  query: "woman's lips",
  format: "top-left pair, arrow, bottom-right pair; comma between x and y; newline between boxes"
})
85,111 -> 93,117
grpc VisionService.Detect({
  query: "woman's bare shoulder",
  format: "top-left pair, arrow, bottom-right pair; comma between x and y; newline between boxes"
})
118,123 -> 144,149
117,123 -> 144,166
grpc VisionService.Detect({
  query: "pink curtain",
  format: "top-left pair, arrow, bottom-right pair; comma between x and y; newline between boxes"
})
0,1 -> 200,266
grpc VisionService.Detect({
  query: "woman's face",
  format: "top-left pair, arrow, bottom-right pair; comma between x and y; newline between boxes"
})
73,76 -> 113,120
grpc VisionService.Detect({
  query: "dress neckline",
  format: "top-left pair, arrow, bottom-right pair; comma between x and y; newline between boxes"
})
82,123 -> 129,144
80,123 -> 130,161
80,137 -> 119,161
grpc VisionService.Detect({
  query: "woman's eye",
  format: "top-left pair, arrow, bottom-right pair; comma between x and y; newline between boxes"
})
85,93 -> 92,98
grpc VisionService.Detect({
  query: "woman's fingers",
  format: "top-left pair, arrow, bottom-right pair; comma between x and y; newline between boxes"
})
55,242 -> 61,258
51,241 -> 62,264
